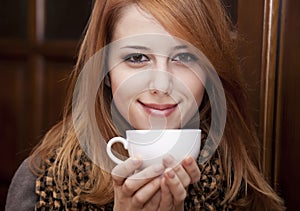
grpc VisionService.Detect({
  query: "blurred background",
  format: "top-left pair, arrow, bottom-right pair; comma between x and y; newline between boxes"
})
0,0 -> 299,210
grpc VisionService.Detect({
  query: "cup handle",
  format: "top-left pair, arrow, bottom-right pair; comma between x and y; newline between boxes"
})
106,137 -> 128,164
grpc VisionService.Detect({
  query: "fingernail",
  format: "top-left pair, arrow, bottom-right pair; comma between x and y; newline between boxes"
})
132,157 -> 141,165
183,157 -> 193,166
163,154 -> 174,165
166,168 -> 175,179
154,164 -> 164,173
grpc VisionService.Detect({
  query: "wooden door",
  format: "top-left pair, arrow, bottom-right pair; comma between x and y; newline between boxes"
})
0,0 -> 93,208
238,0 -> 300,210
276,0 -> 300,210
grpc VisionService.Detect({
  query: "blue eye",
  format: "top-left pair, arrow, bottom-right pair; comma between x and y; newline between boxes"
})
172,53 -> 198,63
124,53 -> 149,64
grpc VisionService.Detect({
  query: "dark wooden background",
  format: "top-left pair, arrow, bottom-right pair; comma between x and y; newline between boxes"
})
0,0 -> 299,210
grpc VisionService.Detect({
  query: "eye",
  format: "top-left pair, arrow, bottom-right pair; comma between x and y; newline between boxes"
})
124,53 -> 150,64
171,53 -> 198,64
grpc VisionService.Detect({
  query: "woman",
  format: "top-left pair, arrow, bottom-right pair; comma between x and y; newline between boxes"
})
6,0 -> 285,210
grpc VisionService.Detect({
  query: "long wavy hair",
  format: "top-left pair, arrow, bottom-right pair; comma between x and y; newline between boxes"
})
30,0 -> 285,209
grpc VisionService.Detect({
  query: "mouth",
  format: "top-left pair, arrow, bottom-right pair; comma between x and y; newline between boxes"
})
138,101 -> 178,117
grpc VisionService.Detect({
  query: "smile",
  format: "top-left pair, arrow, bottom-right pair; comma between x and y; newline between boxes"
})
138,101 -> 178,117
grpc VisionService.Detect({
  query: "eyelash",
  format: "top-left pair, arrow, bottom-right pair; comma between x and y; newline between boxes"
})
172,53 -> 198,63
123,52 -> 198,64
123,53 -> 150,64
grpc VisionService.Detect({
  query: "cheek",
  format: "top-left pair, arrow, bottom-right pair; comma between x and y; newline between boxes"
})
109,68 -> 133,100
109,66 -> 147,93
111,81 -> 131,116
179,72 -> 205,106
109,69 -> 144,120
109,69 -> 125,94
193,84 -> 205,106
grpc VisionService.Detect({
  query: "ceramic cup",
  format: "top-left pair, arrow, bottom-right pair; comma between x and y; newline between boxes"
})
106,129 -> 201,168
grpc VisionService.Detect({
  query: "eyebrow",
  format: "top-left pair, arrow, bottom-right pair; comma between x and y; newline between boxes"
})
120,45 -> 189,51
120,46 -> 151,51
173,45 -> 188,50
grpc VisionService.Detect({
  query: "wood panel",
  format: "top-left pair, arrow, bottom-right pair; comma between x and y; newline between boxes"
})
276,0 -> 300,209
260,0 -> 281,184
237,0 -> 264,128
0,60 -> 27,209
238,0 -> 300,209
0,0 -> 27,39
0,0 -> 92,208
43,60 -> 73,130
45,0 -> 93,40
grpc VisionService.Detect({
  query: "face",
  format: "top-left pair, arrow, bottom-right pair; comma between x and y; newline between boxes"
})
108,5 -> 205,130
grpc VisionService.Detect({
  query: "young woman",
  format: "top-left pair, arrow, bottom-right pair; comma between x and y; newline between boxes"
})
6,0 -> 285,210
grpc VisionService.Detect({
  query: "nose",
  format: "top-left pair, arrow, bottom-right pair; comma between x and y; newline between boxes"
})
149,58 -> 173,95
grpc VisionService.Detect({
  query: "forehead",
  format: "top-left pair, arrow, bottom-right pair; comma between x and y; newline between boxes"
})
112,4 -> 171,41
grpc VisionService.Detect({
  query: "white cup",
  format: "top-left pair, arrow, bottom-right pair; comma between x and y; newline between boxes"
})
106,129 -> 201,168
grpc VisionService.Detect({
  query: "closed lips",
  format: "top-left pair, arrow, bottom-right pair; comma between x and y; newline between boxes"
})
138,101 -> 178,117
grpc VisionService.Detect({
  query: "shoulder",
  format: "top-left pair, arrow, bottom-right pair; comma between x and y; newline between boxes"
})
5,157 -> 37,211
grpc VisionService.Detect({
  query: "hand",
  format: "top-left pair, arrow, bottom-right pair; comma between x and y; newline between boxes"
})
111,157 -> 165,211
111,156 -> 200,211
158,155 -> 201,211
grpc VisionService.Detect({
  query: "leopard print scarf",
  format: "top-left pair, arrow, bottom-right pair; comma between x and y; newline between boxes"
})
35,148 -> 237,210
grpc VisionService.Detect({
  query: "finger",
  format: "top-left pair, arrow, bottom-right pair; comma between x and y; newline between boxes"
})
111,157 -> 142,186
164,168 -> 187,205
131,177 -> 162,209
143,190 -> 161,211
130,164 -> 165,180
122,164 -> 164,197
163,155 -> 191,188
182,156 -> 201,183
163,154 -> 180,168
159,177 -> 173,210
